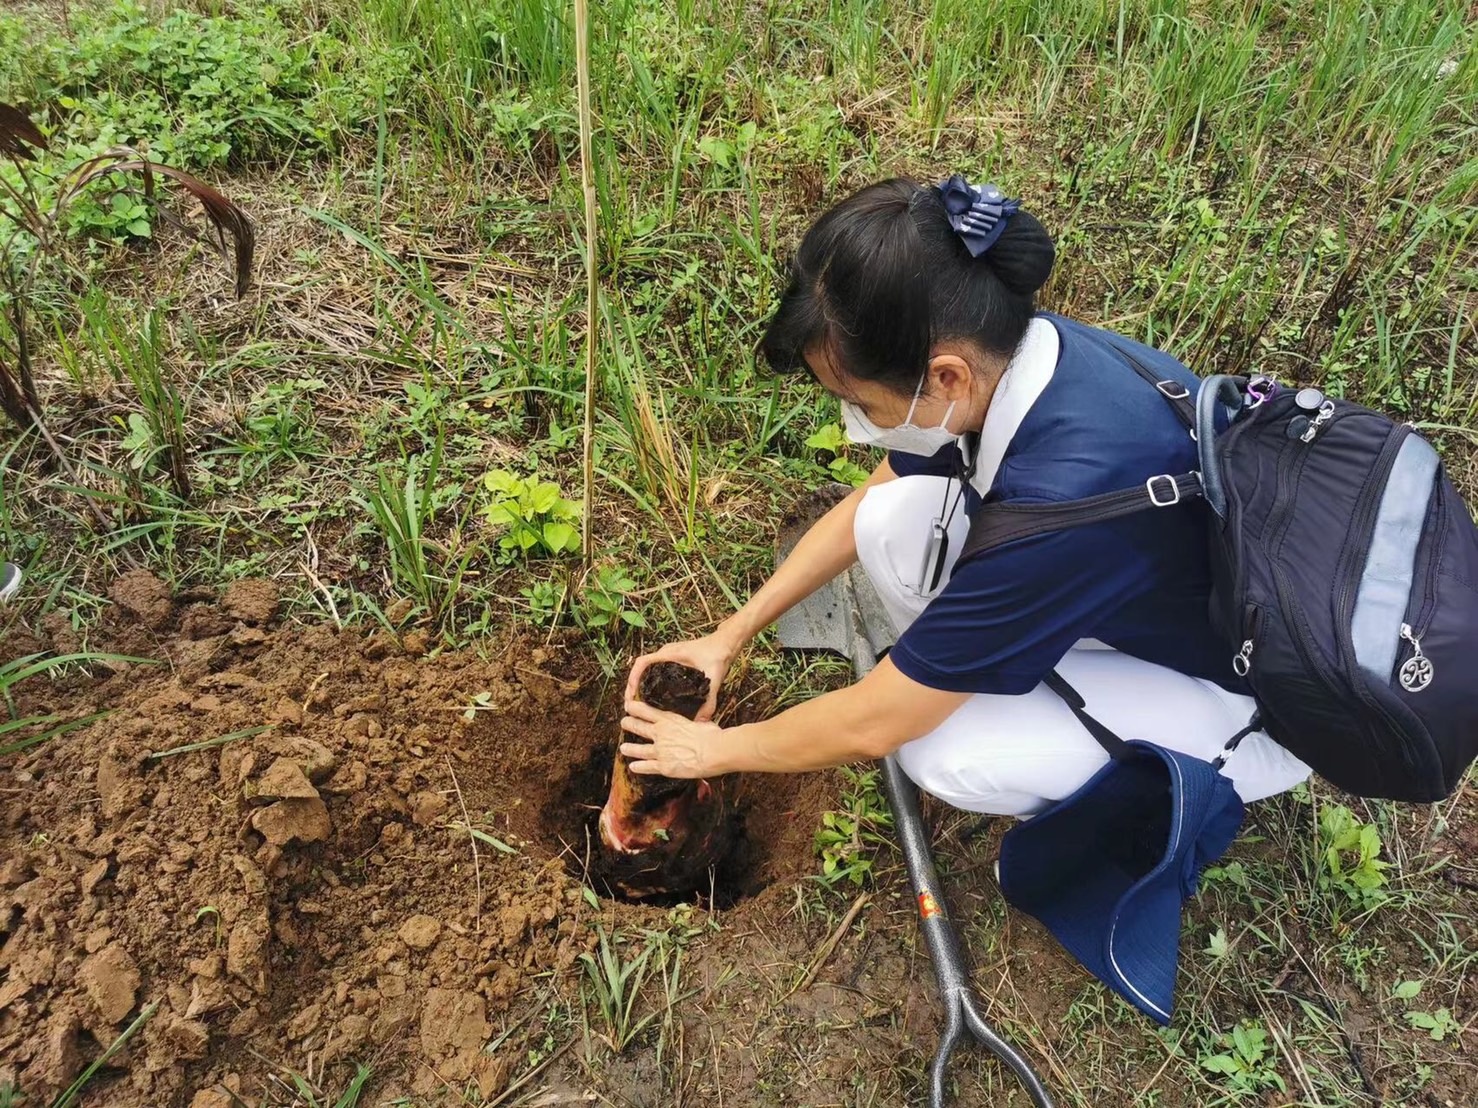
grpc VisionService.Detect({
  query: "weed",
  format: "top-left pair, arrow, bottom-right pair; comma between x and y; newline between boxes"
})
356,435 -> 474,627
210,377 -> 327,483
576,564 -> 645,632
0,102 -> 252,443
481,469 -> 582,561
51,1001 -> 159,1108
274,1061 -> 373,1108
1196,1019 -> 1286,1098
1317,803 -> 1391,914
579,925 -> 658,1054
23,3 -> 396,182
519,577 -> 568,626
94,306 -> 190,499
0,650 -> 142,756
193,904 -> 224,947
814,765 -> 893,887
1405,1007 -> 1460,1042
804,422 -> 870,487
1393,979 -> 1461,1042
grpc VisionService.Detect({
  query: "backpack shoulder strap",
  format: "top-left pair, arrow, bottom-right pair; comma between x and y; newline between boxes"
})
958,330 -> 1214,562
1104,334 -> 1197,430
959,471 -> 1203,562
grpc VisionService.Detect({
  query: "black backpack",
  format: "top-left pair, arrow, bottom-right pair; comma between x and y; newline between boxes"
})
960,342 -> 1478,803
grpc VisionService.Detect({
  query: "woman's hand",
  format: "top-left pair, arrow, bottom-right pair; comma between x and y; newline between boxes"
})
623,631 -> 741,721
619,700 -> 728,778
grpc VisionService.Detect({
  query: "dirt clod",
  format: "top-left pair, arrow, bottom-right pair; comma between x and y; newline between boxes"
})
78,942 -> 141,1024
399,914 -> 442,950
109,569 -> 174,629
251,757 -> 320,803
221,578 -> 281,624
249,796 -> 331,845
408,790 -> 450,825
419,988 -> 488,1081
159,1013 -> 211,1059
36,1008 -> 84,1090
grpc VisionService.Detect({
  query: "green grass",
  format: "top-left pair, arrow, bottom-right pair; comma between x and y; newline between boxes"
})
1,0 -> 1476,1103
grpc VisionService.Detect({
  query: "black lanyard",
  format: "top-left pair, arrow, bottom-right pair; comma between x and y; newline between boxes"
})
939,432 -> 980,531
920,434 -> 980,593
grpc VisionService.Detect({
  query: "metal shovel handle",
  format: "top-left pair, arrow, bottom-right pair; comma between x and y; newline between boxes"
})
881,755 -> 1057,1108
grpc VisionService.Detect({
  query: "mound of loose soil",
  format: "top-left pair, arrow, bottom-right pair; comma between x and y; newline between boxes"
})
0,576 -> 831,1106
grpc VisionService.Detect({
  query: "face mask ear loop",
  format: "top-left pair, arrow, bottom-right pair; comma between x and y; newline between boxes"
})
901,370 -> 928,428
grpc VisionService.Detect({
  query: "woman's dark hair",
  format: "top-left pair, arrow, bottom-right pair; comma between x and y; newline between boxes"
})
760,178 -> 1055,394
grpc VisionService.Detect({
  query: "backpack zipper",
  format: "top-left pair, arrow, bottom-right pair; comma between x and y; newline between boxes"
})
1232,607 -> 1260,676
1232,638 -> 1254,676
1332,425 -> 1413,661
1396,482 -> 1448,691
1265,403 -> 1346,560
1220,405 -> 1280,639
1264,427 -> 1313,558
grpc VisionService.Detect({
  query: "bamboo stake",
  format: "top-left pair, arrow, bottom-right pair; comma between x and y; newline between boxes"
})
574,0 -> 598,567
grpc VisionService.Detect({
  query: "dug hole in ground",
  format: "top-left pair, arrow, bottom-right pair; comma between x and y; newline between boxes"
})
0,571 -> 885,1106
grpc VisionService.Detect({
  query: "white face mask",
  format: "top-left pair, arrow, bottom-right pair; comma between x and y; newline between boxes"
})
840,370 -> 961,456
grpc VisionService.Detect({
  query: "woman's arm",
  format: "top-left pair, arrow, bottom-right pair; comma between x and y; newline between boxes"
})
713,455 -> 897,644
623,456 -> 897,714
620,655 -> 970,776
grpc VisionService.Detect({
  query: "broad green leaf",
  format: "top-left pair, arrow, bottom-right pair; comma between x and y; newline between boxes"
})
1393,979 -> 1423,1001
483,470 -> 520,494
528,482 -> 561,514
542,521 -> 577,552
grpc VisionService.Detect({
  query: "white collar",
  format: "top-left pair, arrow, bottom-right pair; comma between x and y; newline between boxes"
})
962,315 -> 1060,497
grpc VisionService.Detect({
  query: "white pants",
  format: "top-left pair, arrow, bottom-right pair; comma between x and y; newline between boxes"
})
855,476 -> 1312,817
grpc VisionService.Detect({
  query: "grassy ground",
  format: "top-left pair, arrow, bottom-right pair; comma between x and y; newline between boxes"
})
1,0 -> 1476,1104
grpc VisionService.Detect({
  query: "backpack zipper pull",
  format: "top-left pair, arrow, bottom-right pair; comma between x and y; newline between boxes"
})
1398,623 -> 1435,692
1300,400 -> 1336,443
1233,638 -> 1254,677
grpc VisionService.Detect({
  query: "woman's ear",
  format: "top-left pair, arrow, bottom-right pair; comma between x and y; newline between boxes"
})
926,352 -> 974,400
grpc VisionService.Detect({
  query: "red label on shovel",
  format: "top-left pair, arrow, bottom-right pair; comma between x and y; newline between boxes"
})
918,891 -> 943,920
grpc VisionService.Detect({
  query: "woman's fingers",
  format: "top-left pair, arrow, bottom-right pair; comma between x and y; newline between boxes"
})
620,713 -> 656,739
624,653 -> 658,702
619,741 -> 660,775
626,699 -> 675,722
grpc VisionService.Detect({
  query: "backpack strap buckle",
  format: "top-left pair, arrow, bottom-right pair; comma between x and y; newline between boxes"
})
1155,380 -> 1191,401
1146,474 -> 1181,507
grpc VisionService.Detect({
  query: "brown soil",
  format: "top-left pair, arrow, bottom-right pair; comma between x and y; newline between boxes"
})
0,576 -> 831,1106
636,661 -> 709,719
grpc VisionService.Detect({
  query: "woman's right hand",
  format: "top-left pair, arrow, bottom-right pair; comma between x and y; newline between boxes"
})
624,630 -> 743,722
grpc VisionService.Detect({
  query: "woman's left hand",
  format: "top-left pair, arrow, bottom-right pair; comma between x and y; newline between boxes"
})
619,699 -> 726,778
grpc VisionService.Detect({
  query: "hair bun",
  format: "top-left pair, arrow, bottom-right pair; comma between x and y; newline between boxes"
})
980,209 -> 1055,297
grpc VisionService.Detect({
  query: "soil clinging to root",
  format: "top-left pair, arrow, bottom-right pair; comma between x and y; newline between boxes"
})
0,576 -> 830,1106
